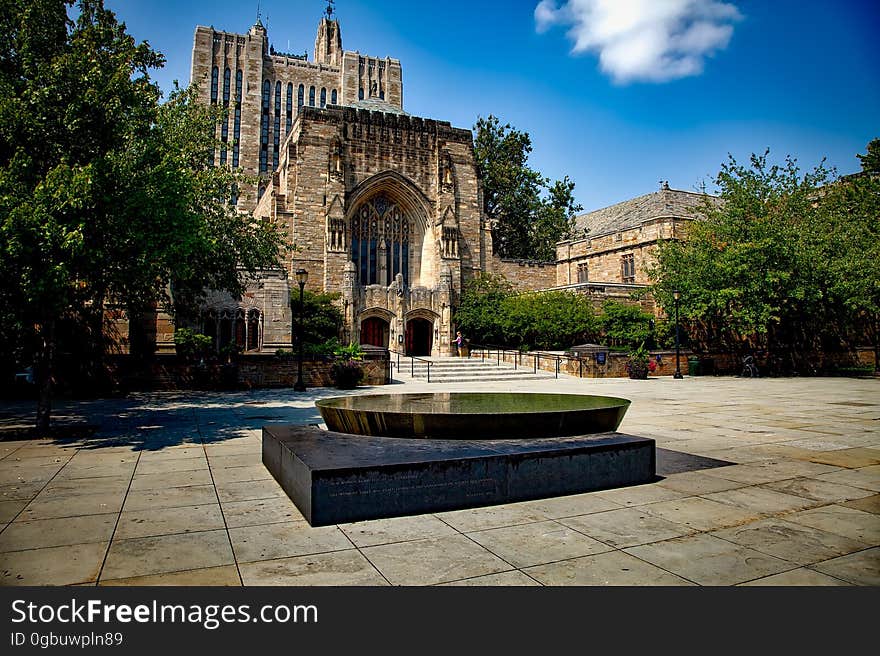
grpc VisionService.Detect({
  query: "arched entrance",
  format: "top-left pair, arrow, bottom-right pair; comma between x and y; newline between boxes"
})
360,316 -> 389,348
406,318 -> 433,356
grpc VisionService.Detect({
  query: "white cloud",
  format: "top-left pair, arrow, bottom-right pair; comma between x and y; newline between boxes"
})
535,0 -> 742,83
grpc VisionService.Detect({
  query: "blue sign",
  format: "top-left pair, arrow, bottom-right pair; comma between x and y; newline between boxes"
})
596,352 -> 607,365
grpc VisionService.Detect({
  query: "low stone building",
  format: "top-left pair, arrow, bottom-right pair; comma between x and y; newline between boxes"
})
554,183 -> 718,311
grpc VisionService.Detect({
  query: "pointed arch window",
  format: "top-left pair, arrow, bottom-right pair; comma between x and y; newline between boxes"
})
259,80 -> 270,173
285,82 -> 293,137
320,87 -> 327,108
331,89 -> 338,105
309,86 -> 315,106
350,194 -> 410,288
273,80 -> 281,169
232,70 -> 242,168
210,66 -> 218,104
298,84 -> 304,109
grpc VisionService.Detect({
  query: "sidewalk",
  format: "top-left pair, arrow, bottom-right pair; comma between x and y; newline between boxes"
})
0,374 -> 877,585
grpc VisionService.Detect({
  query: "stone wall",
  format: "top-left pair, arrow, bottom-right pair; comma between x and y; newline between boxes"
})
556,218 -> 687,286
491,257 -> 558,291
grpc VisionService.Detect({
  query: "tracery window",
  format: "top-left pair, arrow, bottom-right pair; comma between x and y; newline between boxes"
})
350,195 -> 411,288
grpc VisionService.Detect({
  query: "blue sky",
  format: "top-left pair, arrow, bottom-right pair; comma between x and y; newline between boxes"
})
108,0 -> 880,212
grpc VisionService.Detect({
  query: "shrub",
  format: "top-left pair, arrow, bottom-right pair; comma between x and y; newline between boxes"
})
625,343 -> 650,379
173,328 -> 213,361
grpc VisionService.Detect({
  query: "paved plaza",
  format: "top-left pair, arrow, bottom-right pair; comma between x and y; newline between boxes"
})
0,369 -> 878,586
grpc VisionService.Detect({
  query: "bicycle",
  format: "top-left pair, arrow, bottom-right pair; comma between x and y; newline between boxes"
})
741,355 -> 759,378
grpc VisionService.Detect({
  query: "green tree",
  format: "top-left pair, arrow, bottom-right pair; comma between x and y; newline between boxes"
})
473,115 -> 582,260
453,273 -> 513,346
650,149 -> 846,371
290,290 -> 344,352
0,0 -> 283,431
816,142 -> 880,372
599,300 -> 654,350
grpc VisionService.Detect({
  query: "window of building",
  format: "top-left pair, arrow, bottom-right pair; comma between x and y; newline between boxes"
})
298,84 -> 304,109
331,89 -> 338,105
320,87 -> 327,108
350,194 -> 410,288
259,80 -> 270,173
621,254 -> 635,283
577,262 -> 589,284
273,81 -> 281,170
232,70 -> 242,168
285,83 -> 293,137
222,68 -> 230,105
309,86 -> 315,106
210,66 -> 218,104
358,87 -> 364,100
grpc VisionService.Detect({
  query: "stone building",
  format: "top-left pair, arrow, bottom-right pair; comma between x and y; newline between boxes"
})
555,183 -> 717,296
181,8 -> 490,357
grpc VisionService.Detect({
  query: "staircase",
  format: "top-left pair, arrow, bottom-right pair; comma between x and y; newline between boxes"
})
394,355 -> 556,384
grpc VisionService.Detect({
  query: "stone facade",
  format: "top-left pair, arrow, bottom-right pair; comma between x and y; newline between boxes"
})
253,104 -> 489,357
556,185 -> 718,291
491,257 -> 558,291
190,15 -> 402,213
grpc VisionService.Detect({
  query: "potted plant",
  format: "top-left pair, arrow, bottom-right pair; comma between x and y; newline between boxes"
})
625,344 -> 650,380
331,343 -> 365,389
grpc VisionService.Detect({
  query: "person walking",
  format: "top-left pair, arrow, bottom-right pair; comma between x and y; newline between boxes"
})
455,331 -> 464,357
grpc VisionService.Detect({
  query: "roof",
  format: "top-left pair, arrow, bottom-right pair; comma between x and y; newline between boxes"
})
574,187 -> 719,239
348,98 -> 410,116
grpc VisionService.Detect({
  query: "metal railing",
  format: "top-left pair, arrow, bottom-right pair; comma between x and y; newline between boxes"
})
467,343 -> 590,379
395,350 -> 434,383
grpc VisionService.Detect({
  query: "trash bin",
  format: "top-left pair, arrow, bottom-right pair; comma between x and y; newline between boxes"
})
687,357 -> 700,376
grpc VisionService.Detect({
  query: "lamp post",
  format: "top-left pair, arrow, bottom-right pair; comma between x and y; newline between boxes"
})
293,268 -> 308,392
673,289 -> 683,379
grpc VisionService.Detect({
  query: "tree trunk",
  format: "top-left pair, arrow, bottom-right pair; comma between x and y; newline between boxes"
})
34,319 -> 55,434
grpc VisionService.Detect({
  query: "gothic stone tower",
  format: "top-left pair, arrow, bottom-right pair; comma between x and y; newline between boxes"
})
190,14 -> 403,213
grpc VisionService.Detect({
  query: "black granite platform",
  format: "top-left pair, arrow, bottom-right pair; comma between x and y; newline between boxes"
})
262,425 -> 656,526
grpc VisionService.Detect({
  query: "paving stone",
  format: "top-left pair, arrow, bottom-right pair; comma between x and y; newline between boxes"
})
711,518 -> 869,565
215,478 -> 286,503
0,500 -> 27,523
438,571 -> 541,586
841,494 -> 880,515
641,496 -> 758,532
785,505 -> 880,544
0,513 -> 117,552
738,568 -> 853,586
594,483 -> 688,506
518,492 -> 622,519
625,533 -> 793,585
817,466 -> 880,493
221,496 -> 305,528
762,478 -> 876,504
123,485 -> 217,512
135,457 -> 209,476
129,469 -> 214,491
805,448 -> 880,469
361,534 -> 511,586
101,530 -> 234,580
656,471 -> 749,495
229,522 -> 352,563
41,476 -> 131,498
466,520 -> 612,568
239,549 -> 389,586
115,504 -> 225,540
0,482 -> 44,501
524,550 -> 694,586
560,507 -> 695,548
99,565 -> 241,586
810,547 -> 880,586
701,486 -> 819,515
0,542 -> 108,585
19,491 -> 125,520
435,504 -> 549,533
210,464 -> 273,485
340,514 -> 458,547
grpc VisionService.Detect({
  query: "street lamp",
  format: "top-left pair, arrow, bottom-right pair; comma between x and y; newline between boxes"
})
293,268 -> 308,392
673,289 -> 683,379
